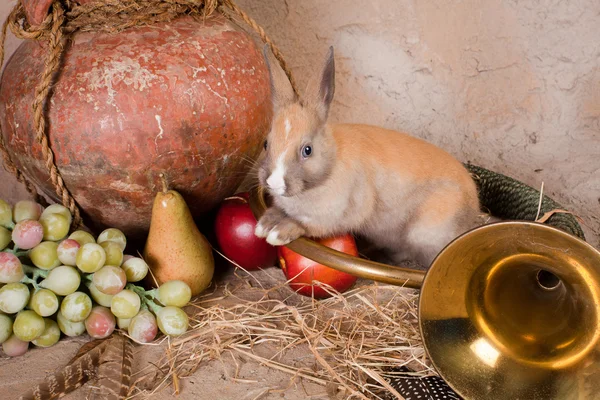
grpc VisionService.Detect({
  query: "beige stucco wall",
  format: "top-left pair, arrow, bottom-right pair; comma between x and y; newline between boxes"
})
1,0 -> 598,245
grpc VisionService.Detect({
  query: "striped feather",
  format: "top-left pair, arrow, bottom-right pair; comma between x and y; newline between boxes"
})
19,340 -> 109,400
89,333 -> 134,399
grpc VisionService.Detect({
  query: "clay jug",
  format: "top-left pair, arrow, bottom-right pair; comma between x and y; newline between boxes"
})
0,0 -> 272,243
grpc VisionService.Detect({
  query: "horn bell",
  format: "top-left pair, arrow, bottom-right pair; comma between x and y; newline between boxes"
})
420,221 -> 600,399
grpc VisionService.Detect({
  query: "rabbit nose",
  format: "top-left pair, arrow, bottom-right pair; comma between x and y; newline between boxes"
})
266,170 -> 286,195
266,154 -> 287,195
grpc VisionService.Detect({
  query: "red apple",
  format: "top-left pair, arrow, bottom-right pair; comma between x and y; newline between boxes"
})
279,234 -> 359,299
214,193 -> 277,270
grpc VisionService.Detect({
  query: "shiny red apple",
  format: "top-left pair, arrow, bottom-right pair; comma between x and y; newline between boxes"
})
278,234 -> 359,299
214,192 -> 277,270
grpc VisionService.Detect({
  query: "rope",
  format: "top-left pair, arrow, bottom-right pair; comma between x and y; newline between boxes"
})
0,127 -> 47,206
464,163 -> 586,240
0,11 -> 47,206
219,0 -> 299,96
32,3 -> 82,226
0,0 -> 297,230
0,1 -> 586,242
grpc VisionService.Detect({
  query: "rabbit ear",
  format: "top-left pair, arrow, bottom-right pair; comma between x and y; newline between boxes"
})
262,44 -> 297,110
305,46 -> 335,122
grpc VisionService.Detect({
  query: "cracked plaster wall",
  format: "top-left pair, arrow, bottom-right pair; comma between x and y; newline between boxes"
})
1,0 -> 599,245
235,0 -> 600,245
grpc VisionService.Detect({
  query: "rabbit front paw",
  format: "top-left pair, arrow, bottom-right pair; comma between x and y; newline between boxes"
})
265,219 -> 306,246
255,207 -> 286,238
255,208 -> 305,246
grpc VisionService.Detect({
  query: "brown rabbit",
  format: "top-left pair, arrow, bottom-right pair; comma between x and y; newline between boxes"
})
254,46 -> 481,268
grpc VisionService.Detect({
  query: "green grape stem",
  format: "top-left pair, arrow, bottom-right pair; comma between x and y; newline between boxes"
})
20,274 -> 40,290
3,248 -> 28,258
20,264 -> 50,291
21,264 -> 50,281
126,283 -> 162,314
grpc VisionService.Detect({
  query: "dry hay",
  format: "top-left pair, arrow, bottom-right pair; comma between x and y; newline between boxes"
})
127,262 -> 434,400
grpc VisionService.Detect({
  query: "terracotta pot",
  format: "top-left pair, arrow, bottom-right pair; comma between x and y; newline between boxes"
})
0,1 -> 272,243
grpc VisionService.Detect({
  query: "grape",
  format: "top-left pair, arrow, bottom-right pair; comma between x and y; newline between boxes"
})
39,265 -> 81,296
2,334 -> 29,357
88,281 -> 114,308
0,283 -> 30,314
100,241 -> 124,267
85,306 -> 116,339
57,310 -> 85,337
40,213 -> 70,241
40,204 -> 72,226
76,243 -> 106,273
0,252 -> 24,283
128,310 -> 158,343
0,226 -> 11,250
11,220 -> 44,250
0,199 -> 13,229
32,318 -> 60,348
121,256 -> 149,282
156,306 -> 189,336
30,241 -> 61,270
158,280 -> 192,307
97,228 -> 127,251
13,310 -> 45,341
68,230 -> 96,246
0,313 -> 13,343
117,317 -> 131,330
29,289 -> 59,317
13,201 -> 43,223
92,265 -> 127,295
60,292 -> 92,322
56,239 -> 80,266
110,289 -> 141,319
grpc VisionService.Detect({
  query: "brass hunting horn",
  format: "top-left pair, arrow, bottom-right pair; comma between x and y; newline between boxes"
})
248,166 -> 600,400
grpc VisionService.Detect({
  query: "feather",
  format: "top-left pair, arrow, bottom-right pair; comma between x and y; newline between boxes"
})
19,333 -> 134,400
19,340 -> 109,400
88,333 -> 134,400
383,366 -> 462,400
68,338 -> 109,364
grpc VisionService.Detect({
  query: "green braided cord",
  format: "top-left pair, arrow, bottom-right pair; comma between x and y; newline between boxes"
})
464,163 -> 586,241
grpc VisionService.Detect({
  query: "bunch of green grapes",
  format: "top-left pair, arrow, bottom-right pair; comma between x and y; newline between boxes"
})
0,199 -> 192,357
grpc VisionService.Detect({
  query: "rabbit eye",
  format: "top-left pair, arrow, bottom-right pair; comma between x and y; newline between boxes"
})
301,145 -> 312,158
263,140 -> 268,150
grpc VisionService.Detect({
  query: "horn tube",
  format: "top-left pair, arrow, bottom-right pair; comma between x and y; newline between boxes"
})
249,186 -> 600,399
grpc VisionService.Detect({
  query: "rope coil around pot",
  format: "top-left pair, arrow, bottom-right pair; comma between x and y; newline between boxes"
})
0,0 -> 298,229
0,14 -> 47,206
0,1 -> 588,241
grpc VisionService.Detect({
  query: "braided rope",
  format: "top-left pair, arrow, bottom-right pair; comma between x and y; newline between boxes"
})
0,127 -> 47,206
0,1 -> 586,241
465,163 -> 586,240
0,0 -> 297,230
0,10 -> 47,206
30,2 -> 83,227
219,0 -> 299,96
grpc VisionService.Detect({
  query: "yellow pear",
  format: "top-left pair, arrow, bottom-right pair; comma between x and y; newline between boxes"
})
143,176 -> 214,297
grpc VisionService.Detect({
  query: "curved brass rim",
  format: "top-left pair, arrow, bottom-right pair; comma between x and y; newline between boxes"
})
248,186 -> 426,288
249,185 -> 600,400
417,220 -> 600,399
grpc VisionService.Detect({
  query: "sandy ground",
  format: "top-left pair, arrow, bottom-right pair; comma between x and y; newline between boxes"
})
1,263 -> 401,400
0,334 -> 334,400
0,156 -> 416,400
0,340 -> 332,400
